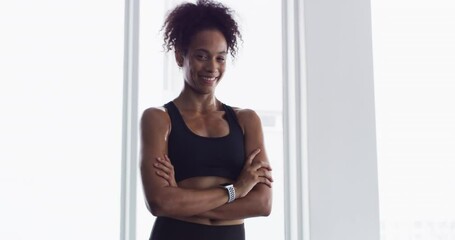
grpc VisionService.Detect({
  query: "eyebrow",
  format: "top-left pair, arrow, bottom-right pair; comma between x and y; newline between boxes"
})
195,49 -> 228,55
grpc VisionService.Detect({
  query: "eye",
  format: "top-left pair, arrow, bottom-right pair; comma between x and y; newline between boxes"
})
196,54 -> 208,60
217,57 -> 226,62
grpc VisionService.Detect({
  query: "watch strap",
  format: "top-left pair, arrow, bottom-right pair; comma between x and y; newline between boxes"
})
220,184 -> 236,203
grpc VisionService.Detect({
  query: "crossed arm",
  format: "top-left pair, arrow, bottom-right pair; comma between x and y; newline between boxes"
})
140,107 -> 273,219
155,152 -> 272,220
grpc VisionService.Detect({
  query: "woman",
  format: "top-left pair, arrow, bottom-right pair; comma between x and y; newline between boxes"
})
140,1 -> 273,239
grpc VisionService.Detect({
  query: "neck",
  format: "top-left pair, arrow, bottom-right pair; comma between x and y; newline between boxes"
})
174,88 -> 220,113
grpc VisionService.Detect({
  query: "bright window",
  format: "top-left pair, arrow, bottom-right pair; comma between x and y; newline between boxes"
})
136,1 -> 284,239
0,1 -> 124,239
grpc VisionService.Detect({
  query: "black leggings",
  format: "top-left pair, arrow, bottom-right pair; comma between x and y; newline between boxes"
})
150,217 -> 245,240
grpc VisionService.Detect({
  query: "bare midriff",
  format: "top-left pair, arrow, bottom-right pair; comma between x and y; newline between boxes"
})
173,176 -> 244,226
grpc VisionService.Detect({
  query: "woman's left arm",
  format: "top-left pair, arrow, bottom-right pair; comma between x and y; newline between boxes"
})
197,109 -> 273,220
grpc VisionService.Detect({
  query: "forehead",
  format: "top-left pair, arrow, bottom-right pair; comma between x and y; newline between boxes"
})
188,29 -> 228,54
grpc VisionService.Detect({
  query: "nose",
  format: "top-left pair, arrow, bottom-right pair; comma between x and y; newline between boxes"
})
204,58 -> 218,73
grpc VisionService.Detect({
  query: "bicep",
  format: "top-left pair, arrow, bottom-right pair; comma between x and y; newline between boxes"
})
241,110 -> 273,194
139,109 -> 171,203
241,110 -> 269,165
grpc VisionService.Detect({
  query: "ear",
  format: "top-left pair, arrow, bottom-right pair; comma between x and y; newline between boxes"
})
175,50 -> 184,67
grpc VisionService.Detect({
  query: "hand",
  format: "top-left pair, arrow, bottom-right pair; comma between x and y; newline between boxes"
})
234,149 -> 273,198
154,155 -> 178,187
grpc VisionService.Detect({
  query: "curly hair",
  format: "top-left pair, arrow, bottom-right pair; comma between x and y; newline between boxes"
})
162,0 -> 242,58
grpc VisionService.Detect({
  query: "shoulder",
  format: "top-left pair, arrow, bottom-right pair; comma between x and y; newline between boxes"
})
141,106 -> 169,122
230,106 -> 262,131
140,106 -> 171,134
232,107 -> 260,122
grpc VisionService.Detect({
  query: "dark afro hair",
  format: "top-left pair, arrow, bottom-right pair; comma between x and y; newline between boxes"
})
162,0 -> 242,58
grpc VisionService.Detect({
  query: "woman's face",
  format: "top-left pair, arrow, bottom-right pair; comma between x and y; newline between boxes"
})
177,29 -> 228,94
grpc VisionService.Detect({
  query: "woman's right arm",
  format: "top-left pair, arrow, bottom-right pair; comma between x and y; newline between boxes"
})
140,108 -> 229,218
140,108 -> 270,218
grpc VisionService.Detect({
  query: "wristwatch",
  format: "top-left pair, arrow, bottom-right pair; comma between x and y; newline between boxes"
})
220,183 -> 236,203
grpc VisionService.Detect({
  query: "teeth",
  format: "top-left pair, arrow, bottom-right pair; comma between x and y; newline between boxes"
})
202,76 -> 216,81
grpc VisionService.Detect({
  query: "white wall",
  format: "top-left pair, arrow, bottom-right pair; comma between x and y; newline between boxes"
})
303,0 -> 380,239
372,1 -> 455,239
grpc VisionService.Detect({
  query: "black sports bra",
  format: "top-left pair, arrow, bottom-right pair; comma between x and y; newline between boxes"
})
164,101 -> 245,182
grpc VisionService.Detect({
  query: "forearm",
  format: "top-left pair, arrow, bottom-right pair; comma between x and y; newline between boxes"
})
194,184 -> 272,220
147,186 -> 229,218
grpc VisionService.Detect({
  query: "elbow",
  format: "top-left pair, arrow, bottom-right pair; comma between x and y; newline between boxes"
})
262,206 -> 272,217
146,196 -> 186,218
255,192 -> 272,217
252,185 -> 273,217
260,197 -> 272,216
145,197 -> 172,217
149,205 -> 164,217
145,198 -> 164,217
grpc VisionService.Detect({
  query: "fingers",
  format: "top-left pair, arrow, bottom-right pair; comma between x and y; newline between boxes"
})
251,160 -> 272,171
163,154 -> 172,163
159,155 -> 174,169
246,148 -> 261,164
154,162 -> 171,176
258,168 -> 273,183
155,169 -> 171,180
246,148 -> 272,171
258,176 -> 273,188
250,168 -> 273,188
153,155 -> 178,187
154,156 -> 174,182
235,148 -> 274,196
154,156 -> 174,175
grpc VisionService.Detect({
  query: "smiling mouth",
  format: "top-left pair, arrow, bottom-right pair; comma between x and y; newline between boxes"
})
199,76 -> 219,85
200,76 -> 217,81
